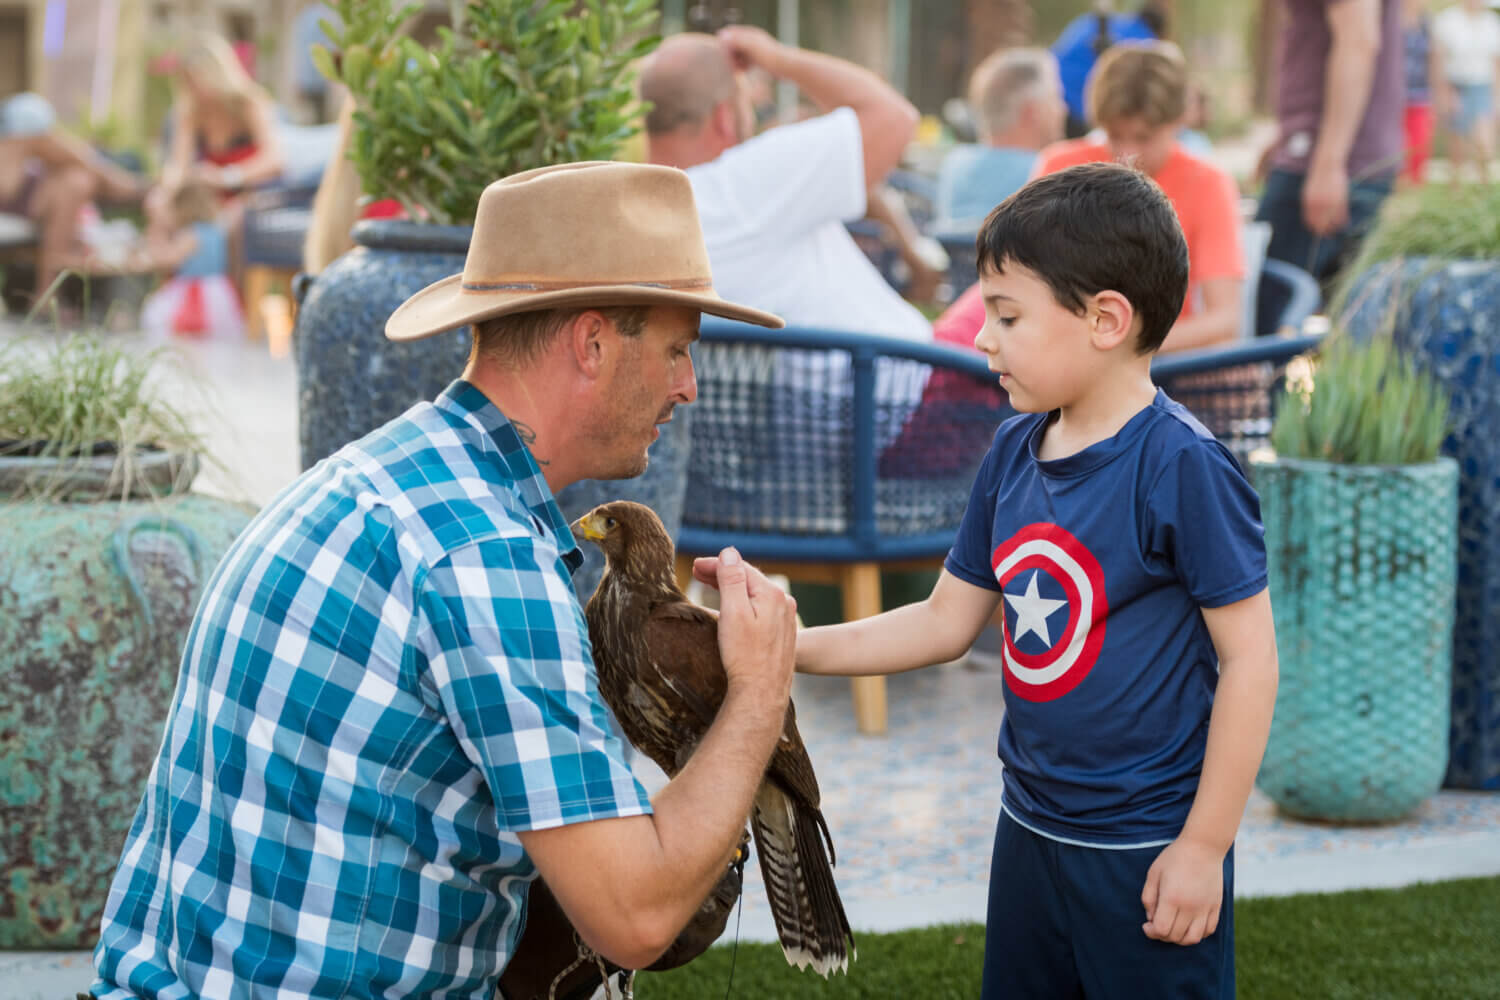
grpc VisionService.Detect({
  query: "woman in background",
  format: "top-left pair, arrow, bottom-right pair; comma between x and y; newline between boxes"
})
146,33 -> 284,249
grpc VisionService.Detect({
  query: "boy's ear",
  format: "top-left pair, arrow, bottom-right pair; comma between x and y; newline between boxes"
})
1088,290 -> 1137,351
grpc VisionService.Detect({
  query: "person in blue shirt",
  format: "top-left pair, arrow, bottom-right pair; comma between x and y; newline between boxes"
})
725,162 -> 1279,999
1052,1 -> 1167,137
935,47 -> 1067,232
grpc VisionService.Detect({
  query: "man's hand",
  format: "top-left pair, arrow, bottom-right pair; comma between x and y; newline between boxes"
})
713,547 -> 797,711
718,25 -> 785,77
1301,158 -> 1350,236
1140,837 -> 1225,946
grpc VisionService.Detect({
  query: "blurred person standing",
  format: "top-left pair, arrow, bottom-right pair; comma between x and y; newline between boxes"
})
1401,0 -> 1437,184
1431,0 -> 1500,184
1051,1 -> 1168,139
638,26 -> 928,342
935,48 -> 1067,231
1255,0 -> 1404,284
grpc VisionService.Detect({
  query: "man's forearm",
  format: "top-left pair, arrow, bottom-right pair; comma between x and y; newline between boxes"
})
1312,23 -> 1380,171
647,688 -> 786,916
766,43 -> 906,119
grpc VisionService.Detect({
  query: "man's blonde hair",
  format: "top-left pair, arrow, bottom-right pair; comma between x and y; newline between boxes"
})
1085,41 -> 1189,129
968,48 -> 1057,142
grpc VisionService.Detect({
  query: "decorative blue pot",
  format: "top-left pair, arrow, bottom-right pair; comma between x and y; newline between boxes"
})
0,460 -> 254,948
294,219 -> 694,605
294,220 -> 473,470
1250,455 -> 1458,821
1342,257 -> 1500,789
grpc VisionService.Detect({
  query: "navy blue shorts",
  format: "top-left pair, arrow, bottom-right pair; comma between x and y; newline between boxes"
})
981,809 -> 1235,1000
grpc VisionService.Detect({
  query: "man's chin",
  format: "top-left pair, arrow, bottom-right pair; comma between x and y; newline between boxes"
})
601,455 -> 651,481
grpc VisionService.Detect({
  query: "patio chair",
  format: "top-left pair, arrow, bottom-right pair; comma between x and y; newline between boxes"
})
1152,329 -> 1327,468
676,320 -> 1018,735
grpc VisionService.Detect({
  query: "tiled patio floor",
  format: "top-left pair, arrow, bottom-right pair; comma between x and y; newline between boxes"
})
4,321 -> 1498,998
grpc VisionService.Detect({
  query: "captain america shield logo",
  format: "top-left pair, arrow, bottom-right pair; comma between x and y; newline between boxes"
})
991,523 -> 1108,702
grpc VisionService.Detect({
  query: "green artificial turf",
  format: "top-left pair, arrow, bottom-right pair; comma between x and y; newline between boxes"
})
634,876 -> 1500,999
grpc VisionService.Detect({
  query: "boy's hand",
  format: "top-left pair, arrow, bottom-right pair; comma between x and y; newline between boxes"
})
1140,838 -> 1224,946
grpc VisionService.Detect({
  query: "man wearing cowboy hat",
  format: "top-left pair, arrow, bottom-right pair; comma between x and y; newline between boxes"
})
91,162 -> 798,1000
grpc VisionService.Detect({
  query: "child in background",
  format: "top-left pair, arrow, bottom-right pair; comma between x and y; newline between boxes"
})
699,163 -> 1279,999
140,181 -> 245,340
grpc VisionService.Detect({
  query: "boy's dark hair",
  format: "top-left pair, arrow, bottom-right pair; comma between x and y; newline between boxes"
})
975,162 -> 1188,354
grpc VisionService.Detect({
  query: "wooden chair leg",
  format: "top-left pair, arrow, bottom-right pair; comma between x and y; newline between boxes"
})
243,265 -> 272,340
841,562 -> 888,736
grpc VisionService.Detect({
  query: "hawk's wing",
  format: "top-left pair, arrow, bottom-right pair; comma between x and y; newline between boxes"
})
646,600 -> 822,809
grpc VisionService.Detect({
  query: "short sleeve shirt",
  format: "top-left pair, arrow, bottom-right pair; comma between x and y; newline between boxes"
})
686,107 -> 933,342
1271,0 -> 1406,179
1035,141 -> 1245,322
1433,5 -> 1500,86
93,381 -> 651,1000
945,391 -> 1266,846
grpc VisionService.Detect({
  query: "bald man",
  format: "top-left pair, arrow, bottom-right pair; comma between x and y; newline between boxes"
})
639,28 -> 929,341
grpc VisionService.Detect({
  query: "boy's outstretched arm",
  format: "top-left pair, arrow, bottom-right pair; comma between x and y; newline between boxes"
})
1141,587 -> 1279,946
690,560 -> 1001,677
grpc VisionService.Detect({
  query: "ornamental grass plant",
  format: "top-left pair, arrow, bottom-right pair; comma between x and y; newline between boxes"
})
0,336 -> 207,500
1268,333 -> 1450,467
312,0 -> 660,225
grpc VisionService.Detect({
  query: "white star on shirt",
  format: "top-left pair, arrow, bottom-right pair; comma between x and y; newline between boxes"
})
1004,570 -> 1068,647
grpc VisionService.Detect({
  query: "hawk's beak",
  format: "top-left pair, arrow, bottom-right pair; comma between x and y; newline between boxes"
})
571,513 -> 607,542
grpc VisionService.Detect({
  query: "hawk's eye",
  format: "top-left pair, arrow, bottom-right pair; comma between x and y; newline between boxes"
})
605,517 -> 617,529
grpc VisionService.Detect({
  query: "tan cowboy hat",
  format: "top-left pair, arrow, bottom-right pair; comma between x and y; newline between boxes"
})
385,161 -> 783,341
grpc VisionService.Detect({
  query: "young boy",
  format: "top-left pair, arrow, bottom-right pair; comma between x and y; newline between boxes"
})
786,163 -> 1276,998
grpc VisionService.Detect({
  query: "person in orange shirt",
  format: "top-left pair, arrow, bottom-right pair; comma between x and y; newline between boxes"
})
935,40 -> 1244,355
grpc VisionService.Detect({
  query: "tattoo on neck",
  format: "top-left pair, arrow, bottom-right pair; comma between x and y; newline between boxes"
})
513,420 -> 549,465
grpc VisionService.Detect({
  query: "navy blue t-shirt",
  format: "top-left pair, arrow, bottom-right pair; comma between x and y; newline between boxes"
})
945,390 -> 1267,847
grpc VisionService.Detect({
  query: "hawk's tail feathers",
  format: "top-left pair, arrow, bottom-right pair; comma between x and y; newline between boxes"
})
751,784 -> 856,977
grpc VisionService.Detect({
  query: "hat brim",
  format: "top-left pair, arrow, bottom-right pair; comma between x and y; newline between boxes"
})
385,273 -> 784,342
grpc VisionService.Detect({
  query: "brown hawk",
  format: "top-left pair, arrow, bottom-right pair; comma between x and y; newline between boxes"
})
573,500 -> 855,976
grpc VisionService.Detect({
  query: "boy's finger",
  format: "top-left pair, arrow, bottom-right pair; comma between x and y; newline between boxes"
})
1139,866 -> 1160,919
1143,900 -> 1176,940
1181,912 -> 1208,946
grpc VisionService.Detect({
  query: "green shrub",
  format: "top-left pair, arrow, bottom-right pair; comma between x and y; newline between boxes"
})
313,0 -> 660,225
1269,334 -> 1450,466
0,336 -> 207,499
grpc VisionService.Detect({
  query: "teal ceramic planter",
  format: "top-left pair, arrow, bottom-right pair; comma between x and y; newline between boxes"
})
0,478 -> 253,948
1250,455 -> 1458,822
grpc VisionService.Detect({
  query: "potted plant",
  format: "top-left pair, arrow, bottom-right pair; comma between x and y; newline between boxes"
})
0,335 -> 254,948
1337,184 -> 1500,791
1249,333 -> 1457,822
296,0 -> 662,598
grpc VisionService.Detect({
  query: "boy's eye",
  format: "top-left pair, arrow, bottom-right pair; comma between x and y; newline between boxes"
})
997,317 -> 1018,328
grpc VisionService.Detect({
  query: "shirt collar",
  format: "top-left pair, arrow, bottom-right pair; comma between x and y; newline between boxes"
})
435,379 -> 584,573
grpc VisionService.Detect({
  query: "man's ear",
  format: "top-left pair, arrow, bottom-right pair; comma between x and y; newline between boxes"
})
1088,290 -> 1137,351
569,310 -> 608,376
711,99 -> 739,145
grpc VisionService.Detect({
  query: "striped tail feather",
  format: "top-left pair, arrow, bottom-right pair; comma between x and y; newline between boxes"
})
749,782 -> 856,976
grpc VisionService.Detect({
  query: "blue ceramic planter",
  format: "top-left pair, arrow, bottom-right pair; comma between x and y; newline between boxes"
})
1342,257 -> 1500,789
295,220 -> 474,470
295,219 -> 694,605
0,464 -> 253,947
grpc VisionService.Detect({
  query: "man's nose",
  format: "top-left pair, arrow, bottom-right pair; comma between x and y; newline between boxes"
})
677,353 -> 699,403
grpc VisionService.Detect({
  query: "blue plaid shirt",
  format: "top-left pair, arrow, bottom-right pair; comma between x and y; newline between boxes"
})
93,381 -> 651,1000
